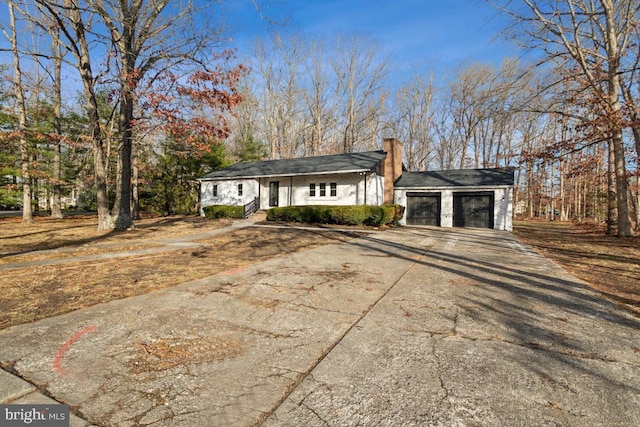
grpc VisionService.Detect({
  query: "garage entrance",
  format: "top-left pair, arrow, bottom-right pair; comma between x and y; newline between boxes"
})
406,192 -> 441,226
453,192 -> 494,228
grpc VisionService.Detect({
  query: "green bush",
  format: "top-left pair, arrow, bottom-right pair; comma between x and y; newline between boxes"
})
267,205 -> 404,226
203,205 -> 245,219
381,204 -> 405,225
331,206 -> 368,225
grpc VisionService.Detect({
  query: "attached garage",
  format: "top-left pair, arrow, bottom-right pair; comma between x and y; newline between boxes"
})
394,168 -> 514,231
406,192 -> 441,226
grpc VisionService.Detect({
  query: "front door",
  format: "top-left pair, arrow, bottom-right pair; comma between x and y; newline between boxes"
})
269,181 -> 279,207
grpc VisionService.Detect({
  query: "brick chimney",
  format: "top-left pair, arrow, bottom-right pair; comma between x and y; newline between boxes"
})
383,138 -> 403,204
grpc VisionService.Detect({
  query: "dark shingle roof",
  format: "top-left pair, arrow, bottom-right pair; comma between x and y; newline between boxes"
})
394,168 -> 514,188
199,150 -> 386,180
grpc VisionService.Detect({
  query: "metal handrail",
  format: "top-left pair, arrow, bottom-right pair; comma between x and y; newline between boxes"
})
243,197 -> 259,218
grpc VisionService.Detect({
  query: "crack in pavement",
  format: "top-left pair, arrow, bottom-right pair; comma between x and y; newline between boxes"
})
0,365 -> 95,425
254,233 -> 441,426
4,226 -> 638,425
400,310 -> 636,366
431,338 -> 452,409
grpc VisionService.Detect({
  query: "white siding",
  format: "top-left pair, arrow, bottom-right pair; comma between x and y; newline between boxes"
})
200,172 -> 385,215
256,172 -> 384,208
199,179 -> 259,214
394,187 -> 513,231
495,187 -> 513,231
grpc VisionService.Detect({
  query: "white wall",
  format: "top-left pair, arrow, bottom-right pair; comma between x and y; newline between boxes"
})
394,187 -> 513,231
199,179 -> 259,214
255,173 -> 384,208
200,172 -> 385,215
495,187 -> 513,231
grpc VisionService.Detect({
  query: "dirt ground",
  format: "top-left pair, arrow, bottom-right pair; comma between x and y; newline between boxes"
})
1,215 -> 638,330
0,215 -> 365,329
513,220 -> 640,316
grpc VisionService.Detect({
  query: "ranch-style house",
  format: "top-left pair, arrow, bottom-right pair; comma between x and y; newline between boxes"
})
197,138 -> 514,231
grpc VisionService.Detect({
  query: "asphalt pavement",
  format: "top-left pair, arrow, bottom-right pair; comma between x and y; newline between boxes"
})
1,224 -> 639,426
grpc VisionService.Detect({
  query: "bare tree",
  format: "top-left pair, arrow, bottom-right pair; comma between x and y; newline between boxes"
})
432,98 -> 459,170
5,0 -> 34,224
32,0 -> 112,229
450,63 -> 494,169
50,23 -> 64,218
88,0 -> 227,229
254,34 -> 306,159
332,36 -> 388,153
388,74 -> 435,171
32,0 -> 228,229
301,38 -> 336,156
496,0 -> 636,236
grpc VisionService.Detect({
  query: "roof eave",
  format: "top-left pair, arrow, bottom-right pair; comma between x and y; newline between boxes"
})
394,184 -> 513,190
198,168 -> 376,181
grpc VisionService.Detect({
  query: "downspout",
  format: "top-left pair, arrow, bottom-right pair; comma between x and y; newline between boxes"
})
197,179 -> 202,216
289,176 -> 293,206
364,172 -> 368,205
258,178 -> 261,209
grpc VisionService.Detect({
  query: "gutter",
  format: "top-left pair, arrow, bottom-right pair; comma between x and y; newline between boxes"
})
197,168 -> 376,181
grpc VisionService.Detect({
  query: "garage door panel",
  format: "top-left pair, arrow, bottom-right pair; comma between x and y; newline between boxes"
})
453,192 -> 494,228
407,193 -> 440,226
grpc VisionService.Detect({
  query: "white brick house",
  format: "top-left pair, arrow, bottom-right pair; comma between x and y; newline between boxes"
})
197,139 -> 514,231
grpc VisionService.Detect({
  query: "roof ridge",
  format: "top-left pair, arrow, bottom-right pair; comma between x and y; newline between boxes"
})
198,150 -> 387,180
242,149 -> 384,164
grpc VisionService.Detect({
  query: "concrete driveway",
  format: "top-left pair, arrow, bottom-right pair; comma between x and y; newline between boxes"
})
1,225 -> 639,426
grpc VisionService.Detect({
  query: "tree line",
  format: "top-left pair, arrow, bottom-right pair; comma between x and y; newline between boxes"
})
1,0 -> 638,236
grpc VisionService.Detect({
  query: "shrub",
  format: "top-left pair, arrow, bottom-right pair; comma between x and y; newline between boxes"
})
267,205 -> 404,226
203,205 -> 245,219
267,206 -> 301,222
377,204 -> 405,226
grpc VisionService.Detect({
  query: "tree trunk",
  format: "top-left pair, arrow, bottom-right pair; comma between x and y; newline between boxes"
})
9,0 -> 34,224
132,150 -> 141,220
559,149 -> 568,221
85,82 -> 110,229
610,129 -> 633,236
113,97 -> 133,230
606,138 -> 617,235
111,34 -> 135,230
63,0 -> 112,229
629,180 -> 640,230
603,0 -> 633,236
549,162 -> 555,221
51,33 -> 63,219
636,177 -> 640,228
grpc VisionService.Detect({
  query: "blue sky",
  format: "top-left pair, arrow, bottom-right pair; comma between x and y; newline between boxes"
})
0,0 -> 522,99
223,0 -> 521,79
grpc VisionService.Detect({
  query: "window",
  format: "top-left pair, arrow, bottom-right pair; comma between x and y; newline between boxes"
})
309,183 -> 316,197
319,183 -> 326,196
330,182 -> 337,197
238,183 -> 243,196
213,184 -> 218,197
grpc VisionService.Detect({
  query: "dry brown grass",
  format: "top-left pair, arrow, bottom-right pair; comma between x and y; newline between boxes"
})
0,215 -> 231,256
129,334 -> 245,373
514,220 -> 640,316
0,215 -> 365,329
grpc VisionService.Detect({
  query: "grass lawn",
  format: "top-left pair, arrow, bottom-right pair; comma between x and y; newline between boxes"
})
1,215 -> 637,330
513,219 -> 640,317
0,215 -> 365,329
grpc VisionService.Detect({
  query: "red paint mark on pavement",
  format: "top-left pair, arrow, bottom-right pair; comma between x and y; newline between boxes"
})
52,325 -> 97,376
220,266 -> 247,276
